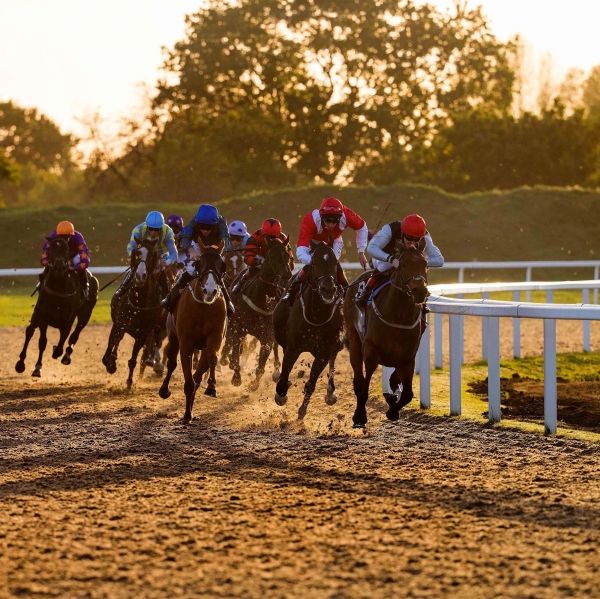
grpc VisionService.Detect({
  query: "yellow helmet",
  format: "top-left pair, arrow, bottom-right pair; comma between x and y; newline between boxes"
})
56,221 -> 75,236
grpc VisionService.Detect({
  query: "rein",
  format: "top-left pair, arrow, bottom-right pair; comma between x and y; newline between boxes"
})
370,296 -> 422,329
41,282 -> 78,298
299,288 -> 342,326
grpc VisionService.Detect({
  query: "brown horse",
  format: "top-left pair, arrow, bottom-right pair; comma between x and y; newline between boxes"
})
159,241 -> 227,424
344,246 -> 428,428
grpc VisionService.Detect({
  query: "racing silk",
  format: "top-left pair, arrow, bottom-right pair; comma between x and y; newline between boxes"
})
127,223 -> 177,266
368,221 -> 444,268
179,214 -> 229,251
226,233 -> 250,252
41,230 -> 90,270
244,230 -> 294,268
296,206 -> 368,265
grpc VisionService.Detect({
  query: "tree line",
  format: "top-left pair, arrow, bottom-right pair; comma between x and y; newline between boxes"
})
4,0 -> 600,206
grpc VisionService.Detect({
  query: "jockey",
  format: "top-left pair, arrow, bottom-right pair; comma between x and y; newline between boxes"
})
166,214 -> 185,264
282,197 -> 368,305
354,214 -> 444,308
40,221 -> 91,299
226,220 -> 250,251
231,219 -> 294,299
161,204 -> 235,316
114,211 -> 177,300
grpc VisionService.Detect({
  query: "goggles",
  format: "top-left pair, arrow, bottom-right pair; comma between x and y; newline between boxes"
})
230,235 -> 244,242
403,233 -> 422,243
322,216 -> 341,224
147,227 -> 161,233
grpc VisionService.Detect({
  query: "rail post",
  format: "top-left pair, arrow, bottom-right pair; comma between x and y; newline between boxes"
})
544,319 -> 557,435
583,288 -> 591,352
487,317 -> 501,423
481,292 -> 490,360
420,312 -> 431,409
449,314 -> 462,416
595,266 -> 600,305
434,313 -> 443,369
526,266 -> 532,302
512,290 -> 521,359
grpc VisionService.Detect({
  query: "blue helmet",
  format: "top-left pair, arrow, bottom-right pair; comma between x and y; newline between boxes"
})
195,204 -> 219,226
146,211 -> 165,228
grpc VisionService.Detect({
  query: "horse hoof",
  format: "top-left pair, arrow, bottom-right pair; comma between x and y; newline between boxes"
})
183,415 -> 193,425
204,387 -> 217,398
15,361 -> 25,374
32,369 -> 41,378
352,422 -> 366,429
52,346 -> 63,360
386,408 -> 400,422
126,380 -> 133,391
231,374 -> 242,387
298,405 -> 308,420
153,364 -> 164,376
274,393 -> 288,406
352,412 -> 367,428
272,369 -> 281,383
248,379 -> 260,392
158,387 -> 171,399
325,392 -> 338,406
61,354 -> 71,366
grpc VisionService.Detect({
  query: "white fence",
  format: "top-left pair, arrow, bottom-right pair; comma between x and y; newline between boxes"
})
409,281 -> 600,435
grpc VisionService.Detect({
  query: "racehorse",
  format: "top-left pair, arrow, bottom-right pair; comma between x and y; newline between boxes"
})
159,241 -> 227,424
224,247 -> 247,289
102,237 -> 162,389
344,246 -> 428,428
227,236 -> 292,391
273,238 -> 344,419
15,237 -> 98,377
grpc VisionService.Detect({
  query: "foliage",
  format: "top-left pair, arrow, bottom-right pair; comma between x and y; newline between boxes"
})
583,65 -> 600,120
411,102 -> 600,193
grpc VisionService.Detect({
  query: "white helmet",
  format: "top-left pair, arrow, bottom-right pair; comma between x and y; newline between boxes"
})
228,220 -> 247,236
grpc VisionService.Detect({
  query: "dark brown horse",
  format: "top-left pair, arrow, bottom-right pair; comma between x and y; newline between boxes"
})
273,239 -> 344,419
15,237 -> 98,377
344,247 -> 428,428
159,241 -> 227,424
102,238 -> 162,389
227,236 -> 292,392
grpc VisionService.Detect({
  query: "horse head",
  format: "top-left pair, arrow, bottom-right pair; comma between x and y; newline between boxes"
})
309,238 -> 338,304
131,237 -> 159,286
393,247 -> 428,304
46,237 -> 71,275
264,235 -> 292,286
194,239 -> 226,303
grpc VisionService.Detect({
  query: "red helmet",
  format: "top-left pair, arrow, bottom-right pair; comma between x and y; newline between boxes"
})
402,214 -> 427,238
319,197 -> 344,216
261,218 -> 282,237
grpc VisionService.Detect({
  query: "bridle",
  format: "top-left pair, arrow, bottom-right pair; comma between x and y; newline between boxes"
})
258,243 -> 291,289
188,249 -> 225,304
306,244 -> 341,303
43,241 -> 78,298
389,248 -> 428,297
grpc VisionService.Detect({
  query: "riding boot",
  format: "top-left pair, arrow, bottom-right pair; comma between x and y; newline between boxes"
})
78,269 -> 89,300
282,274 -> 302,306
35,266 -> 50,294
354,281 -> 373,308
161,270 -> 192,312
220,285 -> 236,318
114,270 -> 133,300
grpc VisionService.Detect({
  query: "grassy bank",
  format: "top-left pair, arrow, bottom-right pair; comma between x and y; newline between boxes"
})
2,184 -> 600,278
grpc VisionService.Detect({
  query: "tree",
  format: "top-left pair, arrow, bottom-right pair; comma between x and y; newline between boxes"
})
583,65 -> 600,120
153,0 -> 514,185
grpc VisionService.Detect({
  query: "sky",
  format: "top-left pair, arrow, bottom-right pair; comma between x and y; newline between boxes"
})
2,0 -> 600,139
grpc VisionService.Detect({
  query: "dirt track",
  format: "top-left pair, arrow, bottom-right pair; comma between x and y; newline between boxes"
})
1,322 -> 600,598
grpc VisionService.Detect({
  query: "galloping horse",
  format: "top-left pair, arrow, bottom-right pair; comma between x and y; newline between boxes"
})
102,238 -> 162,389
224,248 -> 247,290
159,241 -> 227,424
273,238 -> 345,419
344,246 -> 429,428
15,237 -> 98,377
227,236 -> 292,391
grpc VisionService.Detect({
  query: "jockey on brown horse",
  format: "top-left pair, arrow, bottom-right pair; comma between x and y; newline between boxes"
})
283,197 -> 368,305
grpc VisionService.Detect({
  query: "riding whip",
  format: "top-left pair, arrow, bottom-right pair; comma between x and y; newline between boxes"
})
99,267 -> 130,292
374,200 -> 392,231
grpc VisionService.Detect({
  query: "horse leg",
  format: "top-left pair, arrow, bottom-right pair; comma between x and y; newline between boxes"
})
219,335 -> 232,366
15,321 -> 37,373
52,323 -> 72,360
32,324 -> 49,378
126,336 -> 146,390
62,298 -> 95,366
102,324 -> 126,375
348,328 -> 365,399
324,352 -> 339,406
202,339 -> 220,398
272,341 -> 281,382
298,353 -> 329,420
353,353 -> 378,429
274,345 -> 301,406
248,340 -> 271,392
159,338 -> 179,399
394,361 -> 415,412
180,346 -> 197,424
229,330 -> 243,387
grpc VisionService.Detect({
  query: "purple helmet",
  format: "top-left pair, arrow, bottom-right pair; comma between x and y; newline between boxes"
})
166,214 -> 184,233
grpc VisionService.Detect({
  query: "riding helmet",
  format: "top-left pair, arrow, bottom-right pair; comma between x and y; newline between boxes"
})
166,214 -> 184,232
261,218 -> 282,237
228,220 -> 248,236
56,221 -> 75,235
195,204 -> 219,226
146,211 -> 165,228
319,197 -> 344,216
401,214 -> 427,239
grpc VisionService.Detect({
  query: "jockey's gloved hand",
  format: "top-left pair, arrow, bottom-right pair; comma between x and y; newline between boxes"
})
253,255 -> 265,267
